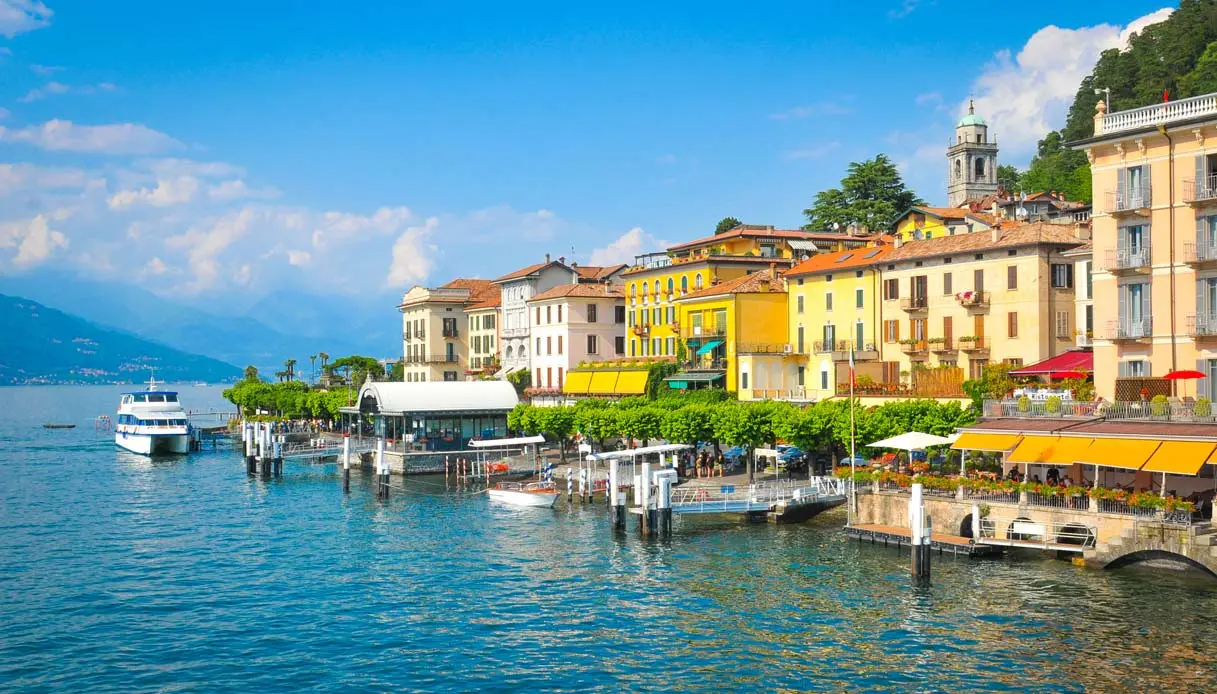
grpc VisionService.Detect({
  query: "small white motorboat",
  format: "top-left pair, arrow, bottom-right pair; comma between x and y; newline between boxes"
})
488,480 -> 559,508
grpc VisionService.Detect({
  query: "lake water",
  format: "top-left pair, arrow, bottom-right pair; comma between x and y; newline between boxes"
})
3,385 -> 1217,692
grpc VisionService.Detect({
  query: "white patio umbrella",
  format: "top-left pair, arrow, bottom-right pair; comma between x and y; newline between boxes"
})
866,431 -> 956,451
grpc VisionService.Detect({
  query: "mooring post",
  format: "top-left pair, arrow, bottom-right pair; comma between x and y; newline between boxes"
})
640,461 -> 652,536
566,466 -> 573,506
445,455 -> 450,483
609,459 -> 625,530
244,423 -> 255,474
971,502 -> 980,541
376,437 -> 388,500
910,483 -> 930,584
342,434 -> 351,493
273,437 -> 282,477
658,474 -> 673,537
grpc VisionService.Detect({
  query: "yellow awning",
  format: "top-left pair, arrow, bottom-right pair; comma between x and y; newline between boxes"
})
1142,441 -> 1217,476
1038,437 -> 1095,465
563,371 -> 592,396
952,432 -> 1022,452
614,370 -> 650,395
1006,436 -> 1059,463
1076,438 -> 1161,470
588,370 -> 619,395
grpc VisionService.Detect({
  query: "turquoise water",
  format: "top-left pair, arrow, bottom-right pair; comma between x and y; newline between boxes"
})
3,386 -> 1217,692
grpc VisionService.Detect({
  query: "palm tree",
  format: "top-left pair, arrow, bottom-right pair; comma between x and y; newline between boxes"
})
284,358 -> 297,382
318,352 -> 331,386
308,354 -> 318,385
243,365 -> 260,383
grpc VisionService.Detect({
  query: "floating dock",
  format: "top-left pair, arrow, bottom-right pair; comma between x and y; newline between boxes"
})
844,523 -> 1003,557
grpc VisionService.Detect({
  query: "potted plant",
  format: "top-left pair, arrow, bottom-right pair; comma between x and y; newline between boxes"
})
1017,395 -> 1031,412
1044,395 -> 1061,414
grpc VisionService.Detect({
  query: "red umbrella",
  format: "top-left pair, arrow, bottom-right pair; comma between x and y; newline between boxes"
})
1051,370 -> 1087,379
1164,370 -> 1206,380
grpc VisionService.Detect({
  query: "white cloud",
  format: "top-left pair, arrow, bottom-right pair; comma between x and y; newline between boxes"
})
0,120 -> 182,155
18,81 -> 117,102
208,179 -> 279,201
0,0 -> 52,38
783,142 -> 841,160
309,206 -> 414,248
286,249 -> 311,266
29,62 -> 62,76
0,163 -> 88,190
108,176 -> 200,209
914,91 -> 942,107
889,0 -> 919,19
142,257 -> 168,276
165,208 -> 255,292
387,217 -> 438,288
968,7 -> 1173,157
588,227 -> 669,266
0,214 -> 68,266
139,158 -> 244,179
769,101 -> 853,120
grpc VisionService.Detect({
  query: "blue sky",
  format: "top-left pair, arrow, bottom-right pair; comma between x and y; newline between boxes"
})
0,0 -> 1176,303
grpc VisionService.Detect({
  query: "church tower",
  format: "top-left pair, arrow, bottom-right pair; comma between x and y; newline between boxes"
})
946,99 -> 999,207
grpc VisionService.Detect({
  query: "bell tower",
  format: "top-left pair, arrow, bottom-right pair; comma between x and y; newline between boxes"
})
947,99 -> 999,207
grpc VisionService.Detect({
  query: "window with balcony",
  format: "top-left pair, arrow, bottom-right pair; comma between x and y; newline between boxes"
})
973,269 -> 984,293
855,321 -> 864,349
1118,165 -> 1151,210
1116,224 -> 1150,269
443,317 -> 458,337
1119,281 -> 1151,338
822,324 -> 836,349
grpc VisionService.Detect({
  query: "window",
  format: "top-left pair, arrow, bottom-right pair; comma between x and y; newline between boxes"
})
627,310 -> 634,328
974,269 -> 984,293
666,337 -> 674,355
943,272 -> 952,295
546,336 -> 552,355
557,305 -> 563,323
1007,249 -> 1017,257
797,295 -> 804,314
615,306 -> 625,323
546,306 -> 552,323
536,307 -> 541,324
536,337 -> 541,353
615,336 -> 625,354
883,278 -> 899,300
558,367 -> 564,389
974,253 -> 983,261
536,368 -> 541,385
855,288 -> 864,308
629,339 -> 636,357
741,372 -> 749,390
1119,360 -> 1149,377
1051,263 -> 1074,288
855,270 -> 864,278
443,317 -> 457,337
1055,311 -> 1070,338
484,313 -> 495,329
797,366 -> 805,387
681,276 -> 688,293
667,307 -> 675,323
1007,312 -> 1018,338
1120,282 -> 1151,336
823,324 -> 836,349
797,326 -> 805,353
546,367 -> 552,387
444,371 -> 458,382
695,274 -> 703,289
826,293 -> 833,311
1007,265 -> 1017,290
820,370 -> 829,390
884,320 -> 900,343
667,278 -> 674,295
588,303 -> 598,323
653,308 -> 661,325
557,336 -> 563,355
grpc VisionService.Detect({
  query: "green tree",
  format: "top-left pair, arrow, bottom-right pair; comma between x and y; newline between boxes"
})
507,369 -> 531,397
802,154 -> 926,232
660,404 -> 714,445
1180,41 -> 1217,97
536,406 -> 578,462
284,358 -> 297,383
619,406 -> 664,447
243,365 -> 260,383
330,355 -> 383,385
715,216 -> 742,235
388,359 -> 405,381
962,363 -> 1021,412
576,405 -> 619,452
996,164 -> 1023,193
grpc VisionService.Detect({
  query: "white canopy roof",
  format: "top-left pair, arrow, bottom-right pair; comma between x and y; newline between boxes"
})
587,443 -> 693,461
866,431 -> 957,451
357,380 -> 519,414
469,435 -> 545,448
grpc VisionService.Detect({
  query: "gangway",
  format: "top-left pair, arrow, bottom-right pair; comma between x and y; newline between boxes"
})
279,436 -> 377,460
670,477 -> 847,515
975,516 -> 1097,553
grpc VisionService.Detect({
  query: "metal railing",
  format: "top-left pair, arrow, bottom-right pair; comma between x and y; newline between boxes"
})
987,397 -> 1217,423
1188,313 -> 1217,337
684,326 -> 727,339
900,295 -> 928,311
1026,492 -> 1087,511
1108,317 -> 1152,340
984,399 -> 1101,419
1185,174 -> 1217,204
1186,238 -> 1217,265
1106,247 -> 1151,271
962,486 -> 1019,504
958,336 -> 989,351
669,477 -> 846,513
956,291 -> 989,309
1105,186 -> 1152,214
442,327 -> 459,338
1097,498 -> 1159,519
977,517 -> 1097,550
1104,93 -> 1217,134
736,342 -> 791,355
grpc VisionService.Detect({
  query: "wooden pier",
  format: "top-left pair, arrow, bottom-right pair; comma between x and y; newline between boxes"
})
844,524 -> 1003,558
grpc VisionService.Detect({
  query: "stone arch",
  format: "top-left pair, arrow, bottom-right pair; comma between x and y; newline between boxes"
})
519,345 -> 527,359
1104,550 -> 1217,579
954,158 -> 961,180
959,513 -> 974,539
975,157 -> 986,180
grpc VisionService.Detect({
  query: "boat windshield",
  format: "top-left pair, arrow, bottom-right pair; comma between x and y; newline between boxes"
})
133,394 -> 148,403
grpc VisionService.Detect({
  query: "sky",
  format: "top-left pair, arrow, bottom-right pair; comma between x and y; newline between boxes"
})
0,0 -> 1177,305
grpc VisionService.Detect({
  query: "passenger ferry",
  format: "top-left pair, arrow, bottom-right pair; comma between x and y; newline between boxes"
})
114,378 -> 190,455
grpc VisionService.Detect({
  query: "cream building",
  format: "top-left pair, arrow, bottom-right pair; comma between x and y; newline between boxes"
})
1072,93 -> 1217,399
399,279 -> 498,383
526,283 -> 626,391
466,293 -> 500,378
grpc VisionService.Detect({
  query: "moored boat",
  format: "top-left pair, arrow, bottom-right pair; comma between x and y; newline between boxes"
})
114,377 -> 191,455
488,480 -> 559,508
42,423 -> 76,429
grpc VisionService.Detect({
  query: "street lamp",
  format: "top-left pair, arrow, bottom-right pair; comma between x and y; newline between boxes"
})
1094,87 -> 1111,111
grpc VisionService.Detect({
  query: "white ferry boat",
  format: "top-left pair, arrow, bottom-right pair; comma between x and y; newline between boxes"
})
487,480 -> 559,508
114,378 -> 190,455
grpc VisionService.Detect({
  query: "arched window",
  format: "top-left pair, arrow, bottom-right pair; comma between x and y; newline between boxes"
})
653,280 -> 660,296
695,273 -> 703,289
975,157 -> 985,180
954,158 -> 961,180
667,278 -> 674,294
629,283 -> 636,296
680,276 -> 688,293
519,345 -> 527,359
505,345 -> 514,359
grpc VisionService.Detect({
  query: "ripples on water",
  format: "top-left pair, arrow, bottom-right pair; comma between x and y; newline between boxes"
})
2,386 -> 1217,692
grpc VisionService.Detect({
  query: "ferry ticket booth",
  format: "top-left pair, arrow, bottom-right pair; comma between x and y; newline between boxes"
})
341,380 -> 518,452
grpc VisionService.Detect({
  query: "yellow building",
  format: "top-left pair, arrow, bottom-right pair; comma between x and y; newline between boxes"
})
465,293 -> 500,378
785,246 -> 893,400
1072,94 -> 1217,399
891,206 -> 998,242
399,278 -> 499,382
669,269 -> 793,398
621,225 -> 875,363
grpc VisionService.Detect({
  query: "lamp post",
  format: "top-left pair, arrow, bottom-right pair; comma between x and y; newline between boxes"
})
1094,87 -> 1111,112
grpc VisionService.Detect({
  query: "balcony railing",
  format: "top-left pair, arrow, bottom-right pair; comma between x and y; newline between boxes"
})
405,355 -> 457,364
813,339 -> 837,354
834,341 -> 878,361
442,327 -> 459,338
501,327 -> 528,338
683,358 -> 727,371
736,342 -> 791,355
958,336 -> 989,352
985,398 -> 1217,424
955,291 -> 989,310
1105,247 -> 1151,272
1189,313 -> 1217,338
1108,317 -> 1152,341
744,387 -> 809,401
684,326 -> 727,339
1185,239 -> 1217,266
929,338 -> 954,352
1101,93 -> 1217,135
1105,185 -> 1151,215
899,295 -> 928,312
900,340 -> 928,356
1185,174 -> 1217,204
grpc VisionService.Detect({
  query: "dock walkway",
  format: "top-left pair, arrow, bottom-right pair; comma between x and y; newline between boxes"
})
844,524 -> 1003,557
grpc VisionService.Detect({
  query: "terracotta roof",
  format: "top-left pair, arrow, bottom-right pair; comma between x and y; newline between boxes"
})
678,269 -> 784,300
528,283 -> 624,302
466,294 -> 502,311
1062,240 -> 1093,254
493,260 -> 573,282
910,206 -> 972,221
885,222 -> 1084,262
440,278 -> 498,303
785,246 -> 893,277
666,227 -> 868,253
574,264 -> 626,280
621,255 -> 794,277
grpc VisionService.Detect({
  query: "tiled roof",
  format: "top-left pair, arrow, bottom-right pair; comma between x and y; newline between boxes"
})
1062,239 -> 1093,254
528,283 -> 625,302
678,269 -> 783,300
910,206 -> 972,221
785,245 -> 893,277
493,260 -> 576,282
884,222 -> 1084,262
440,278 -> 499,304
666,227 -> 869,253
466,294 -> 502,310
621,255 -> 794,277
574,264 -> 627,280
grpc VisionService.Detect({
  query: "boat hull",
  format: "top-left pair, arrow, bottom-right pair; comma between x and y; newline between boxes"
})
115,432 -> 189,455
488,488 -> 559,508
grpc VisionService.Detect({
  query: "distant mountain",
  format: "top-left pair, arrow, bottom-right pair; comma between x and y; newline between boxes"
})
0,272 -> 398,372
0,294 -> 242,385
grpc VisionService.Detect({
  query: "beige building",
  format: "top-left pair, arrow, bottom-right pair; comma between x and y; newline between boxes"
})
399,278 -> 498,382
466,292 -> 501,378
879,222 -> 1085,384
527,283 -> 626,392
1073,93 -> 1217,399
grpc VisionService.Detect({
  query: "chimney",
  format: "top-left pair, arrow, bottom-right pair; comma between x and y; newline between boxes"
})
545,253 -> 551,263
559,256 -> 566,265
991,224 -> 1001,244
571,260 -> 578,268
769,262 -> 776,275
991,202 -> 1000,218
894,235 -> 903,249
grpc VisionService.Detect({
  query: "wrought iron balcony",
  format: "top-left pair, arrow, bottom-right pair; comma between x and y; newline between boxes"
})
1107,318 -> 1152,341
1188,313 -> 1217,338
1104,247 -> 1151,273
442,327 -> 459,338
955,291 -> 989,310
899,296 -> 928,312
1105,185 -> 1151,216
1185,174 -> 1217,205
958,336 -> 989,353
1185,239 -> 1217,267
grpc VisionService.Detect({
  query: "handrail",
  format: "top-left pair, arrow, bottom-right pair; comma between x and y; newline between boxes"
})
1102,93 -> 1217,135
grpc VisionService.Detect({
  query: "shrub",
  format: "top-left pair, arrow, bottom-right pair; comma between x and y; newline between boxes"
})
1195,397 -> 1212,417
1150,394 -> 1169,416
1017,395 -> 1030,412
1045,396 -> 1061,414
